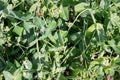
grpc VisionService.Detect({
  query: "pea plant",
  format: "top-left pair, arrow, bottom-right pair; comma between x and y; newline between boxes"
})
0,0 -> 120,80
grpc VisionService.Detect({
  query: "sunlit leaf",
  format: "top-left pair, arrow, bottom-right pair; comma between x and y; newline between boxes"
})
0,38 -> 5,45
23,71 -> 32,79
74,2 -> 88,13
23,59 -> 32,70
100,0 -> 109,9
13,26 -> 23,36
13,68 -> 22,80
3,71 -> 13,80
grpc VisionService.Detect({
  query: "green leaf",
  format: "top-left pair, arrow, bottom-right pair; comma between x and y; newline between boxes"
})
48,32 -> 56,44
58,74 -> 67,80
33,17 -> 45,28
23,59 -> 32,70
60,5 -> 69,21
13,68 -> 22,80
23,21 -> 34,32
60,30 -> 68,38
108,39 -> 120,54
14,60 -> 21,68
0,1 -> 5,10
71,70 -> 79,76
115,58 -> 120,64
100,0 -> 109,9
115,42 -> 120,54
56,67 -> 66,73
26,0 -> 34,4
110,13 -> 120,27
43,0 -> 49,6
86,23 -> 104,40
62,0 -> 71,6
89,61 -> 99,69
13,26 -> 23,36
86,23 -> 103,34
80,10 -> 90,17
28,39 -> 38,48
7,4 -> 13,13
108,39 -> 116,48
21,13 -> 34,21
29,2 -> 38,13
47,20 -> 57,31
3,71 -> 13,80
69,32 -> 82,43
6,61 -> 16,73
86,25 -> 95,36
74,2 -> 88,13
98,67 -> 104,76
0,38 -> 5,45
114,47 -> 120,54
0,74 -> 3,80
23,71 -> 32,79
0,58 -> 5,71
109,68 -> 115,76
58,30 -> 64,46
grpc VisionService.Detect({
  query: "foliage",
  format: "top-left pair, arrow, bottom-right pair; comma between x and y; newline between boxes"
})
0,0 -> 120,80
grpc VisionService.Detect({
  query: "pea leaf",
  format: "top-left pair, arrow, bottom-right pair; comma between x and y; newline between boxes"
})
74,2 -> 88,13
100,0 -> 109,9
23,21 -> 34,32
60,5 -> 69,21
86,23 -> 104,41
0,38 -> 5,45
47,20 -> 57,31
29,2 -> 38,13
0,74 -> 2,80
13,68 -> 22,80
23,71 -> 32,79
23,59 -> 32,70
13,26 -> 23,36
3,71 -> 13,80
